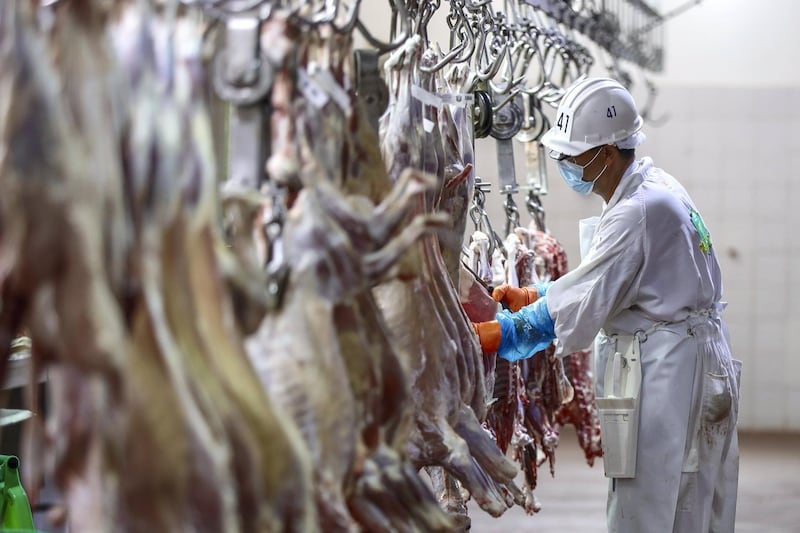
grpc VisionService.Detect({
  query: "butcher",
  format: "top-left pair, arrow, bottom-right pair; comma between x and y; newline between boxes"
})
472,77 -> 741,533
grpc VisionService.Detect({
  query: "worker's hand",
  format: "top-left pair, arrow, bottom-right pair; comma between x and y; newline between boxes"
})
495,297 -> 556,362
492,282 -> 552,312
491,285 -> 536,311
472,321 -> 502,353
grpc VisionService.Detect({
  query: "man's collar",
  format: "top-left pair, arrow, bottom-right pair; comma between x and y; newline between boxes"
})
603,158 -> 646,212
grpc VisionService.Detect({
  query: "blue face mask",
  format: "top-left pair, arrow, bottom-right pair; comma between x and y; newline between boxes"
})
557,147 -> 607,195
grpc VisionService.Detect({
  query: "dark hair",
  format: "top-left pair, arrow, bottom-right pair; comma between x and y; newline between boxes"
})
616,147 -> 636,159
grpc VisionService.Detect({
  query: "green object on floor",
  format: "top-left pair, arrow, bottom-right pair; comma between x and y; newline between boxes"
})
0,454 -> 36,531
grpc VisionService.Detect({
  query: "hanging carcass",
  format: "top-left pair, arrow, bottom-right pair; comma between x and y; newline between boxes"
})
0,3 -> 317,531
375,37 -> 523,523
240,16 -> 455,532
475,220 -> 602,513
530,229 -> 602,467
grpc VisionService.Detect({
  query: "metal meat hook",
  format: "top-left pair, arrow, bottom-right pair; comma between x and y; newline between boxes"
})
504,193 -> 520,236
469,202 -> 484,232
409,0 -> 440,44
465,0 -> 492,10
418,4 -> 474,73
527,35 -> 560,97
357,0 -> 410,55
526,190 -> 546,232
470,10 -> 507,82
295,0 -> 339,27
446,2 -> 479,63
488,35 -> 525,95
475,36 -> 507,82
330,0 -> 362,34
520,36 -> 547,94
511,39 -> 536,81
286,0 -> 351,32
470,180 -> 501,257
181,0 -> 273,19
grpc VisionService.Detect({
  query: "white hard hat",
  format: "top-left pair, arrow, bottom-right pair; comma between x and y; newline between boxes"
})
541,77 -> 644,159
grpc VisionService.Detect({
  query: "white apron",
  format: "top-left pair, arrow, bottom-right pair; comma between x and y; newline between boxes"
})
596,311 -> 741,533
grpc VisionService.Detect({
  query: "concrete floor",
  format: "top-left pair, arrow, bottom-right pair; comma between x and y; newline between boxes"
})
468,430 -> 800,533
28,430 -> 799,532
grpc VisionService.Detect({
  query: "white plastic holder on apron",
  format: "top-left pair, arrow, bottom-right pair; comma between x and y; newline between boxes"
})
597,333 -> 643,478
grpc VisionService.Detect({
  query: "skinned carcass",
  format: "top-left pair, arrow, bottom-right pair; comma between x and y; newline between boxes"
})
530,229 -> 602,466
245,175 -> 453,532
0,5 -> 130,528
512,228 -> 541,287
242,18 -> 455,532
458,256 -> 499,330
0,3 -> 317,531
477,230 -> 548,513
436,64 -> 475,288
117,9 -> 317,530
459,234 -> 501,402
514,228 -> 573,476
467,231 -> 494,287
376,38 -> 522,524
479,223 -> 601,514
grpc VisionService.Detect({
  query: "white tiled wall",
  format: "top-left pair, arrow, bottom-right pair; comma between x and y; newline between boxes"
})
474,86 -> 800,432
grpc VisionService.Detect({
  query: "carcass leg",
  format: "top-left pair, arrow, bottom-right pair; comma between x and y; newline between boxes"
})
415,416 -> 514,517
351,446 -> 455,533
454,405 -> 520,497
426,467 -> 470,532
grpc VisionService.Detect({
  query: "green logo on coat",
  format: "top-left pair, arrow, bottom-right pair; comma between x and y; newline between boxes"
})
689,208 -> 712,254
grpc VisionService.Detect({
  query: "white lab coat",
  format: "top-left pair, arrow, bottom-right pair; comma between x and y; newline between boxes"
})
547,158 -> 741,532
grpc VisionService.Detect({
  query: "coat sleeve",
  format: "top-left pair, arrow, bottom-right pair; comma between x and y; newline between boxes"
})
547,200 -> 646,355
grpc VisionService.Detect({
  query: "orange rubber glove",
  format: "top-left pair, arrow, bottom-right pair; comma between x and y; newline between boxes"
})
472,321 -> 502,353
491,284 -> 540,312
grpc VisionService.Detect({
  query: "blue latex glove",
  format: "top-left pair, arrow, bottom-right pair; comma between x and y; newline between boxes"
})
496,297 -> 556,362
533,281 -> 553,299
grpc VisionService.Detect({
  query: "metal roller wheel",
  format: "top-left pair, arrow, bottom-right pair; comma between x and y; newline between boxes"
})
490,98 -> 523,140
473,90 -> 494,139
